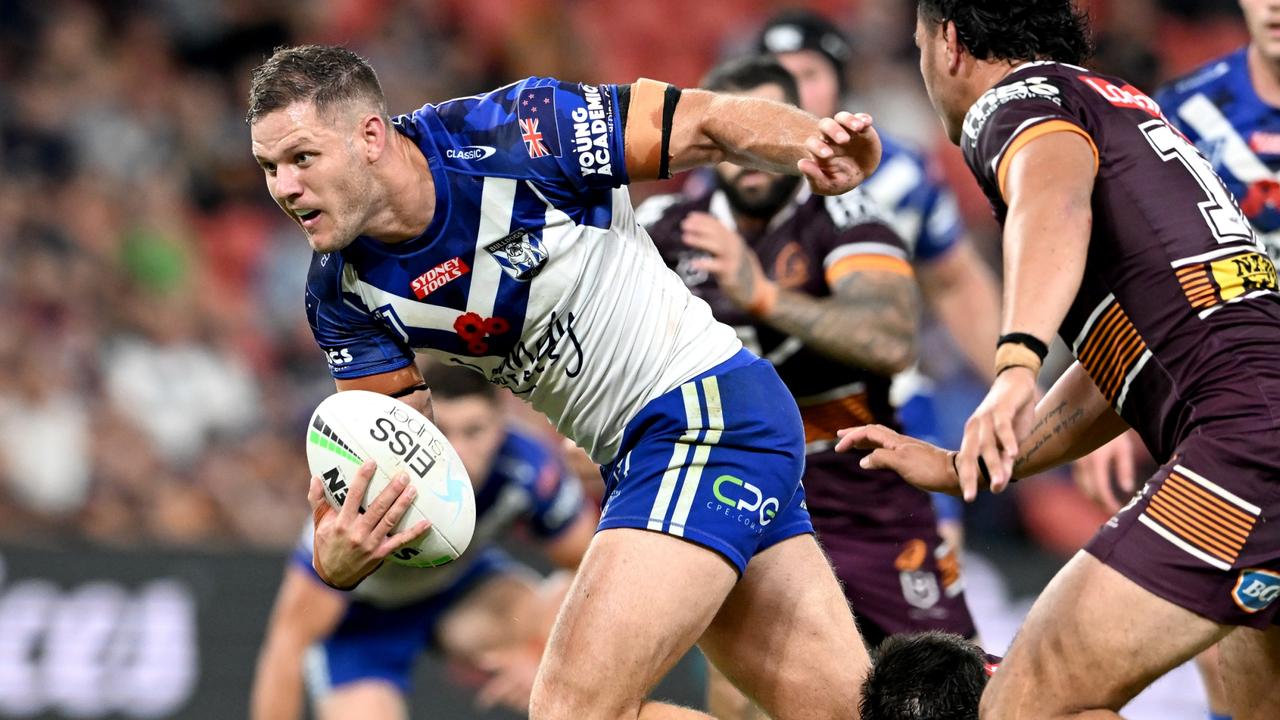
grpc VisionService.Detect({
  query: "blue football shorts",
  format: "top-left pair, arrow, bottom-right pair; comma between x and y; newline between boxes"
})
597,349 -> 813,574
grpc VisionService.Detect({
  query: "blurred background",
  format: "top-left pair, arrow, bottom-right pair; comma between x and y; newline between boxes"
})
0,0 -> 1250,717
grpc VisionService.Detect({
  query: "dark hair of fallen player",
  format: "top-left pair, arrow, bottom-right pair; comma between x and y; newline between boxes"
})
859,631 -> 989,720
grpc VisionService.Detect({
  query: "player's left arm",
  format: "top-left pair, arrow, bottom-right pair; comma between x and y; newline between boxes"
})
956,129 -> 1097,499
623,81 -> 880,195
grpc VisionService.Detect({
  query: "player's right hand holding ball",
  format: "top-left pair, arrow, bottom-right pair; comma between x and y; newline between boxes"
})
307,460 -> 431,590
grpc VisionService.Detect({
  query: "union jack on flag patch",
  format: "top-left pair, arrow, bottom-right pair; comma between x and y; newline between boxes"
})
520,118 -> 550,158
516,86 -> 561,158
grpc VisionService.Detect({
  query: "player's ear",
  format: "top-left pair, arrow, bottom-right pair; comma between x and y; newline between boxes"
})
944,20 -> 963,73
358,112 -> 387,163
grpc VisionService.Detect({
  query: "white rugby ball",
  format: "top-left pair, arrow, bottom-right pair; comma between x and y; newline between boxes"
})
305,389 -> 475,567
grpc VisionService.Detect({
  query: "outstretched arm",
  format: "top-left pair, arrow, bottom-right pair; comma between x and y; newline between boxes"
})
837,362 -> 1130,497
659,87 -> 881,194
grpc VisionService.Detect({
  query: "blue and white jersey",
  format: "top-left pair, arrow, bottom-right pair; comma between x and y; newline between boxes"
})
859,133 -> 964,263
295,427 -> 584,608
307,78 -> 740,463
1156,48 -> 1280,259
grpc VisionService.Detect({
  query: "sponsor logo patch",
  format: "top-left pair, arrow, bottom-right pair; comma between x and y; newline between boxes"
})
570,83 -> 615,177
410,257 -> 471,299
1250,131 -> 1280,156
963,76 -> 1062,141
445,145 -> 497,161
1233,569 -> 1280,613
1079,76 -> 1161,118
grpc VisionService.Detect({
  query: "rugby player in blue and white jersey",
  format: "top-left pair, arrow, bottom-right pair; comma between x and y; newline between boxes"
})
250,364 -> 595,719
1156,0 -> 1280,264
247,45 -> 882,719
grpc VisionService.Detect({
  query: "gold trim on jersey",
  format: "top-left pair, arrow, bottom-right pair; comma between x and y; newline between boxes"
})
1174,249 -> 1278,314
1075,297 -> 1149,406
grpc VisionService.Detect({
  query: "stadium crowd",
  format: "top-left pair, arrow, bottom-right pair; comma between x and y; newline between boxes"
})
0,0 -> 1247,560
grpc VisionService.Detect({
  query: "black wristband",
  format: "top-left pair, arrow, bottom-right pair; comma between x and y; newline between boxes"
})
950,452 -> 993,487
997,332 -> 1049,362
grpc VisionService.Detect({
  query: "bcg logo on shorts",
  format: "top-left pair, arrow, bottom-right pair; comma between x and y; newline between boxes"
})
1232,569 -> 1280,613
713,475 -> 779,526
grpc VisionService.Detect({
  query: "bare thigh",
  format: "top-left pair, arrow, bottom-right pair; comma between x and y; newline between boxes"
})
981,552 -> 1229,720
1218,623 -> 1280,720
529,527 -> 738,720
318,680 -> 406,720
699,533 -> 870,720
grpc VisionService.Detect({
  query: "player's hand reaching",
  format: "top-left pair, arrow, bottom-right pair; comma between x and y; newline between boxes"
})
957,367 -> 1038,501
835,425 -> 964,496
799,111 -> 882,196
1071,429 -> 1140,512
680,212 -> 774,312
307,459 -> 431,590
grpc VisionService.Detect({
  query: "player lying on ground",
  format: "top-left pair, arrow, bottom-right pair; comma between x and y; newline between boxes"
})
250,364 -> 595,719
639,54 -> 976,720
838,2 -> 1280,717
248,43 -> 882,719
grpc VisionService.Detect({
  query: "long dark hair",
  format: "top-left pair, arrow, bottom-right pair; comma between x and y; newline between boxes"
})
918,0 -> 1093,66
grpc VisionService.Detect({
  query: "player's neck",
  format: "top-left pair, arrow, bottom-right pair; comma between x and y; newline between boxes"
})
363,132 -> 437,244
1247,44 -> 1280,108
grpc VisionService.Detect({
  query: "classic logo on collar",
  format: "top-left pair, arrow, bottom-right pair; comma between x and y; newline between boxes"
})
485,228 -> 548,280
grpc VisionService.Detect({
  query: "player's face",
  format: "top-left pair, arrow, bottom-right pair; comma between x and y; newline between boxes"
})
431,395 -> 504,487
250,101 -> 376,254
715,84 -> 804,219
1241,0 -> 1280,63
775,50 -> 841,118
915,13 -> 965,145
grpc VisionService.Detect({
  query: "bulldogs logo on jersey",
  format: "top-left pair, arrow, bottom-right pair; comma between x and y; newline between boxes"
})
486,228 -> 549,280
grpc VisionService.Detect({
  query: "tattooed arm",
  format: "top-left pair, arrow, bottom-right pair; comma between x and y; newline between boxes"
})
1011,361 -> 1129,479
679,211 -> 919,375
759,270 -> 918,375
838,361 -> 1130,497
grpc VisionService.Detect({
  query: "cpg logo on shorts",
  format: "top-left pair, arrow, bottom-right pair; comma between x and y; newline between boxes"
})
1232,569 -> 1280,614
709,475 -> 779,530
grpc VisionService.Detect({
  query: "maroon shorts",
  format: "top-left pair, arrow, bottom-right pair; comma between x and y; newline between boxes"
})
1086,425 -> 1280,629
805,449 -> 977,646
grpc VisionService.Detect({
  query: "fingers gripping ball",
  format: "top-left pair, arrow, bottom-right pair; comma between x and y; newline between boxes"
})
306,390 -> 476,566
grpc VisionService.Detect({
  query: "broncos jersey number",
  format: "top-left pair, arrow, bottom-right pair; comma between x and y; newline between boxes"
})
1140,119 -> 1254,245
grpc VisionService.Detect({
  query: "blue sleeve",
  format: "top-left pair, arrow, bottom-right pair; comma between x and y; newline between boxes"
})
305,252 -> 414,380
913,165 -> 966,262
504,434 -> 586,539
1152,84 -> 1198,144
429,77 -> 639,193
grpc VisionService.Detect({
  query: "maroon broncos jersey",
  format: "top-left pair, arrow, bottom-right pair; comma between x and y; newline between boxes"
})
962,61 -> 1280,462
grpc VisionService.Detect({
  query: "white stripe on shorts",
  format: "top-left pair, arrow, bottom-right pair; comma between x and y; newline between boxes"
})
304,643 -> 332,700
670,377 -> 725,537
647,382 -> 704,530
